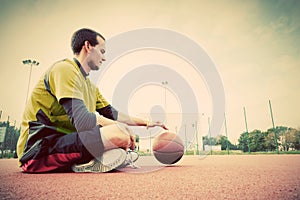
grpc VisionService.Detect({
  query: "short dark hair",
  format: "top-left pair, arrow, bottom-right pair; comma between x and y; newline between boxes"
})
71,28 -> 105,54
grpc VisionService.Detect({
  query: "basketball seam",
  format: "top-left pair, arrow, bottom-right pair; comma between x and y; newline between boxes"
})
154,150 -> 184,153
154,138 -> 184,147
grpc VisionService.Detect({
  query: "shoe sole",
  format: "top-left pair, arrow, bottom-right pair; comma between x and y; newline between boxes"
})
72,148 -> 127,173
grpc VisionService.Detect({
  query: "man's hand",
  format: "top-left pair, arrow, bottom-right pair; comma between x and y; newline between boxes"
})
129,134 -> 136,150
116,122 -> 136,151
147,121 -> 169,130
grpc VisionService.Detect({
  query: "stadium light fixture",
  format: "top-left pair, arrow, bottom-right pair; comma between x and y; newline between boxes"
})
22,59 -> 39,104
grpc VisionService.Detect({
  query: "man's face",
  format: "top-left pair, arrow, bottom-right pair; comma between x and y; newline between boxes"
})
87,36 -> 106,71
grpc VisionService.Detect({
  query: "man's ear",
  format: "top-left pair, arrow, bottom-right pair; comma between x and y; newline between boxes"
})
83,41 -> 91,53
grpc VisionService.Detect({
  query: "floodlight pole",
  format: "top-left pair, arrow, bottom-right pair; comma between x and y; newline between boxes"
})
208,117 -> 212,155
195,121 -> 199,155
192,123 -> 199,155
22,59 -> 39,104
224,113 -> 229,155
162,81 -> 168,112
243,107 -> 250,153
149,130 -> 152,155
269,100 -> 279,154
184,124 -> 187,154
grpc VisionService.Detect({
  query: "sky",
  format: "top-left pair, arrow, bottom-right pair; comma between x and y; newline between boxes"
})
0,0 -> 299,144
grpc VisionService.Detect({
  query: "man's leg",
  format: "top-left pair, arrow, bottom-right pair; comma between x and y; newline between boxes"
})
72,123 -> 139,173
21,126 -> 101,173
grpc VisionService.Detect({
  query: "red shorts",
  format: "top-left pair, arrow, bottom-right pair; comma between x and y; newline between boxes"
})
20,124 -> 104,173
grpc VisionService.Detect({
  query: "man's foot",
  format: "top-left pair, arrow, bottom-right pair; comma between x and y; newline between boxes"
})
72,148 -> 127,173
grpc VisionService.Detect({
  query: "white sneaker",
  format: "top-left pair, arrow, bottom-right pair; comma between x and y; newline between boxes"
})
117,150 -> 140,169
72,148 -> 127,173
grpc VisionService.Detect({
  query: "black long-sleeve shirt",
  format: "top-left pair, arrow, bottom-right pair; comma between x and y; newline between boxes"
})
60,98 -> 118,132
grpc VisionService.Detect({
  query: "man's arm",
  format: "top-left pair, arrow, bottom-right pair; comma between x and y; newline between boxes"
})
60,98 -> 116,132
117,112 -> 168,130
96,105 -> 118,121
96,105 -> 168,130
97,105 -> 148,126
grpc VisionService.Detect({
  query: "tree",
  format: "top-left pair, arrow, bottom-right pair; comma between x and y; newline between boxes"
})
238,130 -> 266,152
278,126 -> 291,151
202,135 -> 217,146
238,132 -> 250,152
237,126 -> 300,152
216,135 -> 238,151
216,135 -> 227,150
294,129 -> 300,150
284,128 -> 300,150
248,130 -> 265,152
265,127 -> 280,151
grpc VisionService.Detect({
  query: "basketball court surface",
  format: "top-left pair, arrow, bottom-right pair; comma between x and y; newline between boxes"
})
0,155 -> 299,199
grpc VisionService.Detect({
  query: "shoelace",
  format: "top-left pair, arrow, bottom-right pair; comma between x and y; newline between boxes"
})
125,151 -> 140,169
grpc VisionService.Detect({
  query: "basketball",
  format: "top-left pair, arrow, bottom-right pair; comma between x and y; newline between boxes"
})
152,132 -> 184,164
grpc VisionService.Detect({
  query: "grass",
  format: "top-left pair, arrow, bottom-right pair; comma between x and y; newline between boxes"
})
183,150 -> 300,155
0,152 -> 16,159
1,150 -> 299,159
136,150 -> 300,157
